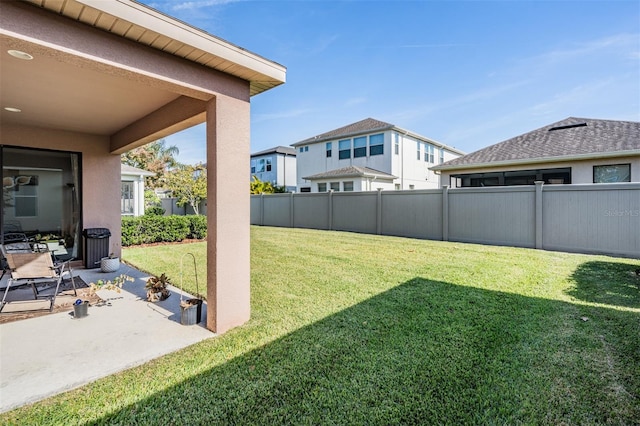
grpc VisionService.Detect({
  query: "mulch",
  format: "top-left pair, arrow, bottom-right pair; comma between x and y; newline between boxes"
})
0,277 -> 102,325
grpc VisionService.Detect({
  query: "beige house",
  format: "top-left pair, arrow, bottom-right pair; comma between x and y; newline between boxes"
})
0,0 -> 286,333
432,117 -> 640,187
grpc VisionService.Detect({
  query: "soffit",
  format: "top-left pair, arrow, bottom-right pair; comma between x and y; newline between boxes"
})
22,0 -> 286,97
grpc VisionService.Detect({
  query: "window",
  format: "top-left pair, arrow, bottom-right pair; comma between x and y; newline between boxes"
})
594,164 -> 631,183
121,181 -> 134,214
339,139 -> 351,160
429,145 -> 435,163
424,143 -> 429,162
299,147 -> 304,153
395,184 -> 401,190
453,167 -> 572,187
326,142 -> 332,158
318,183 -> 327,192
369,133 -> 384,156
300,187 -> 311,192
305,146 -> 309,152
330,182 -> 340,191
354,137 -> 367,158
266,158 -> 272,172
394,134 -> 399,155
416,142 -> 421,160
439,148 -> 444,164
250,159 -> 256,174
343,181 -> 354,191
256,159 -> 265,173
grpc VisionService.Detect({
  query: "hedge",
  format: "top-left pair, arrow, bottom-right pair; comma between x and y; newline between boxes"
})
122,215 -> 207,246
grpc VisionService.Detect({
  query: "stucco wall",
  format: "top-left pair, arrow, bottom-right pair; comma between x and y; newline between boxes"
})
3,124 -> 122,257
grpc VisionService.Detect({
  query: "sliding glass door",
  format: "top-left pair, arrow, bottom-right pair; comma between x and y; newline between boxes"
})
1,146 -> 81,260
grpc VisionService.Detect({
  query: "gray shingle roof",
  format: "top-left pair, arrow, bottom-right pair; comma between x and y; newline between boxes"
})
251,146 -> 297,157
293,118 -> 395,146
433,117 -> 640,170
302,166 -> 396,180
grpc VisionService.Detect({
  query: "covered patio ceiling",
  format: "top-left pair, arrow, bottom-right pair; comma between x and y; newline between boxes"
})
0,0 -> 286,151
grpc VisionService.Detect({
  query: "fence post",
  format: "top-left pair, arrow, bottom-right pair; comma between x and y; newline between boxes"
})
535,181 -> 544,249
328,190 -> 334,230
376,188 -> 383,235
290,192 -> 294,228
442,186 -> 449,241
260,193 -> 264,226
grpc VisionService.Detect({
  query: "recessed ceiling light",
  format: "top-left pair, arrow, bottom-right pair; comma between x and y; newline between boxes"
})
7,50 -> 33,60
4,107 -> 22,113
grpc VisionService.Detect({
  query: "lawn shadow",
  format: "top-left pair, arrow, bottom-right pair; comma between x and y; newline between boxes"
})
81,279 -> 639,424
567,260 -> 640,309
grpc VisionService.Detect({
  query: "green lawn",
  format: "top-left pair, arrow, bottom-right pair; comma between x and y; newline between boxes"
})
3,226 -> 639,424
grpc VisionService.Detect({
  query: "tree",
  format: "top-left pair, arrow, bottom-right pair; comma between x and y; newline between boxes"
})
122,139 -> 181,189
165,164 -> 207,215
250,175 -> 275,194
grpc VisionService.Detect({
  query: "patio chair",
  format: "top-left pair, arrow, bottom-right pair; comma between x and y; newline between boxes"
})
0,247 -> 74,313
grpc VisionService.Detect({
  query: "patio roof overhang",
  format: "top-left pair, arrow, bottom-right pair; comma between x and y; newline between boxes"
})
0,0 -> 286,152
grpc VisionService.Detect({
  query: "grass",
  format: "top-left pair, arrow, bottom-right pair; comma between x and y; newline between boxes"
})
2,226 -> 639,424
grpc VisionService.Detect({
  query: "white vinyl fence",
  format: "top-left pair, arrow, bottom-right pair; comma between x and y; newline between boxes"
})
251,182 -> 640,258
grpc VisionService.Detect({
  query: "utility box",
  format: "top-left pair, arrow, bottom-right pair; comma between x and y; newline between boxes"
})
83,228 -> 111,269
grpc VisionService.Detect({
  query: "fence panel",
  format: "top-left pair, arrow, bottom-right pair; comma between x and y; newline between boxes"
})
293,193 -> 331,230
261,194 -> 291,227
542,184 -> 640,257
381,190 -> 443,239
332,192 -> 378,234
448,187 -> 536,248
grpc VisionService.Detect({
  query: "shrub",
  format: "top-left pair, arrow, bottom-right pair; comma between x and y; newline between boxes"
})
144,206 -> 165,216
122,215 -> 206,246
186,215 -> 207,239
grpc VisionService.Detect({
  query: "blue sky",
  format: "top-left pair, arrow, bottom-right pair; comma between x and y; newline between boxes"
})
141,0 -> 640,165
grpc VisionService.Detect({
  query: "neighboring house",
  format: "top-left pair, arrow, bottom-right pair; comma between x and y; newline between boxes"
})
121,164 -> 154,217
432,117 -> 640,187
1,0 -> 285,333
250,146 -> 297,192
292,118 -> 464,192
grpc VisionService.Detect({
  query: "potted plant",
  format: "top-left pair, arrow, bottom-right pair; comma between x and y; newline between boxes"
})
100,253 -> 120,273
145,273 -> 171,302
75,274 -> 133,318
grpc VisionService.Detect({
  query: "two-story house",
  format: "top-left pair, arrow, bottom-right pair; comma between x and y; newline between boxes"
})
250,146 -> 297,192
292,118 -> 464,192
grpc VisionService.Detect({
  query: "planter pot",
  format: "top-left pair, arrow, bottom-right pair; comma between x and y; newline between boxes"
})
73,300 -> 89,318
180,302 -> 198,326
100,257 -> 120,273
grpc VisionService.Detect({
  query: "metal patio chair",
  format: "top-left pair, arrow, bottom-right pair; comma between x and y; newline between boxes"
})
0,245 -> 75,313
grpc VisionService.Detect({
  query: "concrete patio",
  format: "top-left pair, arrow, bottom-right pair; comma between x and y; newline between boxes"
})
0,263 -> 215,413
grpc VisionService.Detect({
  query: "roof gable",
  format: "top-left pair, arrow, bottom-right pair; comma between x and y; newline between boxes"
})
435,117 -> 640,170
302,166 -> 396,180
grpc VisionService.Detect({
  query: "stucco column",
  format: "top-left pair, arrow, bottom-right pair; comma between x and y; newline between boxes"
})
205,95 -> 251,333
